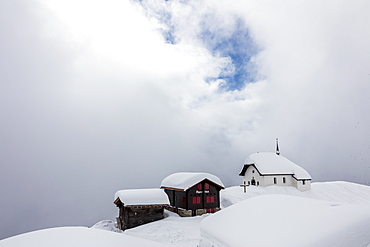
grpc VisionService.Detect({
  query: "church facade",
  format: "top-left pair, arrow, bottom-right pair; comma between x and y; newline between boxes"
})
239,152 -> 312,191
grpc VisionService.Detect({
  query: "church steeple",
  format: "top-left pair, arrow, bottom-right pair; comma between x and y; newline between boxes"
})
276,138 -> 280,155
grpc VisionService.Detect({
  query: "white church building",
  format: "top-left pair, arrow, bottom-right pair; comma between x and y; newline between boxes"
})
239,142 -> 312,191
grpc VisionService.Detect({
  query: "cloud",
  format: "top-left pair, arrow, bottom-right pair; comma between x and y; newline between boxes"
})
0,0 -> 369,240
225,0 -> 370,182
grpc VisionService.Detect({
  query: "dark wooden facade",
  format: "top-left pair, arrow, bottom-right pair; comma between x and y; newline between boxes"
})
114,198 -> 168,230
162,179 -> 223,216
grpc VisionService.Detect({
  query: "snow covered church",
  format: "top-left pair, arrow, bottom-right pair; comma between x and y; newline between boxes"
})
239,140 -> 312,191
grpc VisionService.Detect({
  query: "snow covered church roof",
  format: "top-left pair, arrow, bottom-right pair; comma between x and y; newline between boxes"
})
239,152 -> 311,180
114,188 -> 170,206
160,172 -> 225,191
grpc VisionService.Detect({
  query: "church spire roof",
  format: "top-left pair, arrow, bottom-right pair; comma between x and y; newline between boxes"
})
276,138 -> 280,155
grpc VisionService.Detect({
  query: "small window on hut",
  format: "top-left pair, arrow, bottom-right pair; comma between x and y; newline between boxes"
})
206,196 -> 215,203
192,197 -> 201,204
205,183 -> 210,190
283,177 -> 286,183
206,208 -> 215,213
303,180 -> 306,185
274,177 -> 277,184
197,184 -> 202,190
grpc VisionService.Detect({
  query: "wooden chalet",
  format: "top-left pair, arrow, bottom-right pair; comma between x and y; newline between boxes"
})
114,188 -> 170,230
160,172 -> 225,217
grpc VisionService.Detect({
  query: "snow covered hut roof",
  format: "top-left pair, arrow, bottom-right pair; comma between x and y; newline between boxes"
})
114,188 -> 170,206
240,152 -> 311,180
160,172 -> 225,191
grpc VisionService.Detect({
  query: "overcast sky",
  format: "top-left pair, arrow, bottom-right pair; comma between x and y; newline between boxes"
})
1,0 -> 370,240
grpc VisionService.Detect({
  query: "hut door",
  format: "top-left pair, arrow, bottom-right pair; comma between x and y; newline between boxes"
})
251,179 -> 256,186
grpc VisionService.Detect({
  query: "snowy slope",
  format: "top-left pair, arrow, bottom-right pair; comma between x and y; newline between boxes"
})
1,181 -> 369,247
91,220 -> 123,233
122,181 -> 370,247
93,211 -> 205,247
200,194 -> 370,247
221,181 -> 370,208
124,210 -> 205,247
0,227 -> 172,247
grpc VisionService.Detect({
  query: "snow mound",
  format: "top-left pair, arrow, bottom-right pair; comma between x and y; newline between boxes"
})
3,181 -> 369,247
0,227 -> 171,247
125,210 -> 208,247
221,181 -> 370,208
200,194 -> 370,247
91,220 -> 123,233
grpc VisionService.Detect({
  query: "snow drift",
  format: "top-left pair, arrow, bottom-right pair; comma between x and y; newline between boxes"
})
221,181 -> 370,208
0,227 -> 171,247
200,194 -> 370,247
1,181 -> 369,247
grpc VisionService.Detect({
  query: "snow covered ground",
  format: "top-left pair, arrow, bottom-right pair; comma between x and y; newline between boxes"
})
201,194 -> 370,247
221,181 -> 370,207
125,210 -> 206,247
0,227 -> 172,247
1,181 -> 369,247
